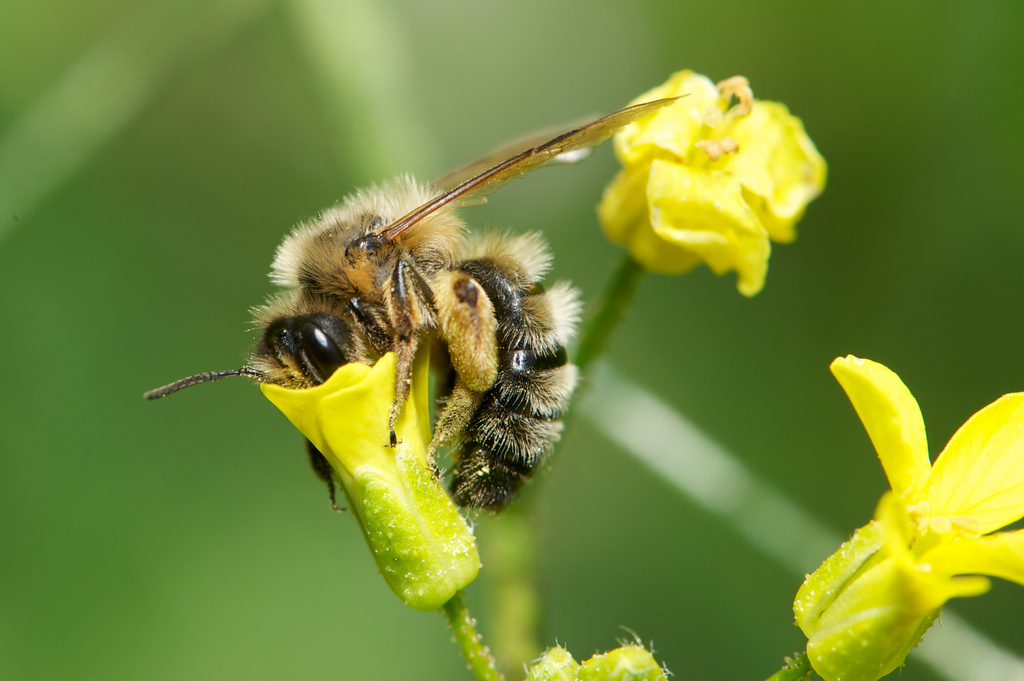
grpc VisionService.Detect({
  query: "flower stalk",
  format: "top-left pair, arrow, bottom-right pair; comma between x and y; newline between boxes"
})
483,506 -> 542,674
764,652 -> 811,681
575,254 -> 646,371
443,591 -> 504,681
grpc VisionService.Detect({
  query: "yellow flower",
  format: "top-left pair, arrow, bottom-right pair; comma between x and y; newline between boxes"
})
598,70 -> 826,296
795,356 -> 1024,681
261,352 -> 480,611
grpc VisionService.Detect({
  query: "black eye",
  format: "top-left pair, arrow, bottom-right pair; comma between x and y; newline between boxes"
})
301,322 -> 346,383
259,313 -> 352,386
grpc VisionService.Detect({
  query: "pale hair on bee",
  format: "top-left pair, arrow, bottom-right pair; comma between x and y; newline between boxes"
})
145,97 -> 680,510
269,176 -> 464,290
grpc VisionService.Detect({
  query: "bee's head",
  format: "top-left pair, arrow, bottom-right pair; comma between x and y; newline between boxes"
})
144,313 -> 355,400
256,313 -> 356,388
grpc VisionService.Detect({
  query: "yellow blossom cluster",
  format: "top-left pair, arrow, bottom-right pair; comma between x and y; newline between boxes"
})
599,70 -> 826,296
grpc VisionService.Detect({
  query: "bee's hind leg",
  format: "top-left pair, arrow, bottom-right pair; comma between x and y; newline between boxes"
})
430,381 -> 483,458
430,271 -> 499,453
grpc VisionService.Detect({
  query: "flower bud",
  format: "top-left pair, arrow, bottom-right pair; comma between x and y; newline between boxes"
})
524,646 -> 579,681
577,644 -> 667,681
794,495 -> 988,681
261,352 -> 479,611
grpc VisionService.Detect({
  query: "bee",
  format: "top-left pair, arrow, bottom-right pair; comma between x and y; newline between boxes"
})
146,97 -> 677,510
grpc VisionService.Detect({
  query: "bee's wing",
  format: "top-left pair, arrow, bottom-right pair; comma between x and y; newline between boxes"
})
432,117 -> 602,194
381,97 -> 681,242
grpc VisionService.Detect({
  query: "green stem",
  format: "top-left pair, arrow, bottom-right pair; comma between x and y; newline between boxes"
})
442,591 -> 504,681
764,652 -> 811,681
575,254 -> 646,371
483,505 -> 540,673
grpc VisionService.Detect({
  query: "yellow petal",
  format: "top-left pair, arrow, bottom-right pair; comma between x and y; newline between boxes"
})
614,70 -> 720,166
922,393 -> 1024,533
830,357 -> 932,501
646,159 -> 770,296
261,358 -> 387,488
721,101 -> 827,243
919,529 -> 1024,587
599,164 -> 650,250
598,163 -> 702,275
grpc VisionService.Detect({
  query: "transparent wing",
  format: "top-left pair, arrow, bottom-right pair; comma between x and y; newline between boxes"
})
381,97 -> 681,242
432,116 -> 602,193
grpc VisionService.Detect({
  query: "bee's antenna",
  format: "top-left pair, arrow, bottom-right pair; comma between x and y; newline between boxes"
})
144,368 -> 263,400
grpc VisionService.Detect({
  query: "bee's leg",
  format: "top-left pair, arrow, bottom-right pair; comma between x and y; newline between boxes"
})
434,271 -> 498,391
346,296 -> 392,356
429,271 -> 498,452
385,258 -> 436,446
305,439 -> 345,512
430,379 -> 483,457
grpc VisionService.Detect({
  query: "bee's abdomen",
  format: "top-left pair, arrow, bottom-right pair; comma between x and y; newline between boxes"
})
450,258 -> 578,509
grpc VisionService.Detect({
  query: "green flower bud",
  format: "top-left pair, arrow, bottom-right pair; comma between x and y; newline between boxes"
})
262,352 -> 479,611
577,644 -> 667,681
794,517 -> 945,681
524,646 -> 579,681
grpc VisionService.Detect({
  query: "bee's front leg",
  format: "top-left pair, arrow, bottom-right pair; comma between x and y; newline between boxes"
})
385,258 -> 436,446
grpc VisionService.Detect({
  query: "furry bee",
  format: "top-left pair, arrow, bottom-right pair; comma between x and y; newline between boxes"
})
146,98 -> 676,510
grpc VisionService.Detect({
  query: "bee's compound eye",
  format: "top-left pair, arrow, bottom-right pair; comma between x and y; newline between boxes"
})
301,322 -> 346,383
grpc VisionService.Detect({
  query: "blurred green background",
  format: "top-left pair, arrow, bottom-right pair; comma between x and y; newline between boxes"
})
2,0 -> 1023,679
